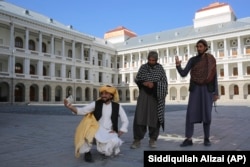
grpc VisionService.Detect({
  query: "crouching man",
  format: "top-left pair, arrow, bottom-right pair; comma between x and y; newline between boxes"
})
64,85 -> 129,162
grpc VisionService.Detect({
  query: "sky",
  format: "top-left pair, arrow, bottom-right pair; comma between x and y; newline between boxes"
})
5,0 -> 250,38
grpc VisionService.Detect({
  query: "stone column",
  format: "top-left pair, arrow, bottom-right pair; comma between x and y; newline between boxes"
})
50,62 -> 55,77
50,35 -> 54,56
237,36 -> 242,56
38,31 -> 42,53
72,40 -> 75,59
61,38 -> 65,57
25,83 -> 30,103
9,22 -> 14,48
224,39 -> 228,58
237,62 -> 243,79
224,63 -> 229,79
23,58 -> 30,77
25,28 -> 29,51
61,64 -> 66,78
37,60 -> 43,77
80,67 -> 85,80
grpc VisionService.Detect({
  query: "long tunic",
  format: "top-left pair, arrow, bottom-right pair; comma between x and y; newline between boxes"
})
134,63 -> 168,129
76,102 -> 129,156
176,56 -> 218,124
134,88 -> 158,128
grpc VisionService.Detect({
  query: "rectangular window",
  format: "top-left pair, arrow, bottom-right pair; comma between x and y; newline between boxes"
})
220,69 -> 224,77
233,67 -> 238,76
98,53 -> 102,66
124,62 -> 127,68
57,70 -> 61,77
98,60 -> 102,66
247,66 -> 250,75
246,46 -> 250,54
99,72 -> 102,82
85,70 -> 88,80
232,48 -> 237,57
219,50 -> 224,57
84,50 -> 89,61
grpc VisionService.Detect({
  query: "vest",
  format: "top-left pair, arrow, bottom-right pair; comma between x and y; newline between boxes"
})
189,53 -> 216,93
190,53 -> 216,85
93,99 -> 119,133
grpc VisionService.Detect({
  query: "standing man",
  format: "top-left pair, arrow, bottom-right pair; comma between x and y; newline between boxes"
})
175,39 -> 219,147
64,85 -> 129,162
131,51 -> 168,149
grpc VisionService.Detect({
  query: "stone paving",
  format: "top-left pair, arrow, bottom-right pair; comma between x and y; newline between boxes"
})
0,102 -> 249,167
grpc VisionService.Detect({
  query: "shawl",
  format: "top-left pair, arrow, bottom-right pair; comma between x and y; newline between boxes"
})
135,63 -> 168,130
190,53 -> 216,85
74,113 -> 99,158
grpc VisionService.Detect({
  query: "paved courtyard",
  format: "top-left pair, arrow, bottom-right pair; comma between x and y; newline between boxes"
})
0,102 -> 249,167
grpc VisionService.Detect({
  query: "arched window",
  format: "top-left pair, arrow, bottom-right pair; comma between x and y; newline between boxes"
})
84,50 -> 89,61
234,85 -> 239,95
15,63 -> 23,73
42,42 -> 46,53
220,86 -> 225,95
15,37 -> 23,48
29,40 -> 35,50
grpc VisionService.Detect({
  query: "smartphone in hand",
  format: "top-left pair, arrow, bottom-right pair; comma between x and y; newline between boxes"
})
66,95 -> 74,105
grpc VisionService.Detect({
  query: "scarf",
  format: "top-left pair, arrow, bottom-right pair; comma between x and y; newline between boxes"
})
135,63 -> 168,130
74,113 -> 99,158
190,53 -> 216,85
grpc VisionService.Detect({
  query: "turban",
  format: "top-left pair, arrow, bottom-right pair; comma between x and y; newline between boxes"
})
99,85 -> 119,102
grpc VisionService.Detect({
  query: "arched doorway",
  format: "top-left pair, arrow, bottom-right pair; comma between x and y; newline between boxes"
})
93,88 -> 98,100
43,85 -> 51,101
30,84 -> 39,101
0,82 -> 9,102
85,87 -> 90,101
75,87 -> 82,101
15,83 -> 25,102
55,86 -> 62,101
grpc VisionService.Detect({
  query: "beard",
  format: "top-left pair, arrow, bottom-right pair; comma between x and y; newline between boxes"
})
197,51 -> 205,56
148,62 -> 156,67
101,97 -> 111,103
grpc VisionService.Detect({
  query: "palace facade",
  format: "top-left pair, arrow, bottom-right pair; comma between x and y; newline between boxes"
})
0,1 -> 249,104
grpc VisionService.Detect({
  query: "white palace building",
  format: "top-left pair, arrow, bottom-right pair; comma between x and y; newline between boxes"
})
0,1 -> 250,104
